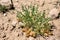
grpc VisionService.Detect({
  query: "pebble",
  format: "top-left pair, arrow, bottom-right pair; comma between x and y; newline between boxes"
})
11,20 -> 17,26
48,8 -> 59,19
3,13 -> 7,16
19,22 -> 25,26
0,0 -> 11,9
28,37 -> 35,40
0,0 -> 11,6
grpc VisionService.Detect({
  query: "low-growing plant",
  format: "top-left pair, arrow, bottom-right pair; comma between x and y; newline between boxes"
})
17,4 -> 52,37
0,4 -> 7,13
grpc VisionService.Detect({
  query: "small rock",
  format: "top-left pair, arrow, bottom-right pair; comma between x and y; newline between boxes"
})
0,0 -> 11,6
3,13 -> 7,16
15,0 -> 18,2
0,0 -> 11,9
19,22 -> 25,26
35,36 -> 45,40
48,8 -> 59,19
39,0 -> 44,6
40,36 -> 46,40
20,36 -> 27,40
11,20 -> 17,26
47,36 -> 56,40
28,37 -> 35,40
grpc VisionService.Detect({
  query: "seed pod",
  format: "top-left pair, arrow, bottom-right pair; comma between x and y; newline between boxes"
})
25,33 -> 30,37
22,27 -> 29,32
24,28 -> 32,37
29,31 -> 36,37
44,33 -> 49,37
40,29 -> 45,33
44,29 -> 49,33
26,28 -> 32,34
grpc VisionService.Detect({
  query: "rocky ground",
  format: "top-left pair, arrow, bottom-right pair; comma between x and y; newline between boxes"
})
0,0 -> 60,40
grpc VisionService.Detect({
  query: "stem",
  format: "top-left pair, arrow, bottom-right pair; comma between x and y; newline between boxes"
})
10,0 -> 15,9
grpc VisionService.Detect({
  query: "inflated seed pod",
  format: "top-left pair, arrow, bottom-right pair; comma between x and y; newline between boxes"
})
32,32 -> 36,37
44,33 -> 49,37
22,27 -> 29,32
24,28 -> 32,37
40,29 -> 45,33
25,33 -> 30,37
26,28 -> 32,34
29,31 -> 36,37
44,29 -> 49,33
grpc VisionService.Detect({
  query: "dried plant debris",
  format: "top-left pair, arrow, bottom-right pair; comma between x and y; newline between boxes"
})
56,13 -> 60,19
17,4 -> 53,37
9,0 -> 15,10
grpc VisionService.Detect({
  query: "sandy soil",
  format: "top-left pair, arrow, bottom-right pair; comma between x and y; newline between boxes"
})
0,0 -> 60,40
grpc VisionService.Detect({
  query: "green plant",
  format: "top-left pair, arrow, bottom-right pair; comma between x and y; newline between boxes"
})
17,5 -> 52,37
0,4 -> 7,13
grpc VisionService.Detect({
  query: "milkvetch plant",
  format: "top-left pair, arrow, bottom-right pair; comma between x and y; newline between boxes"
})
17,4 -> 53,37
